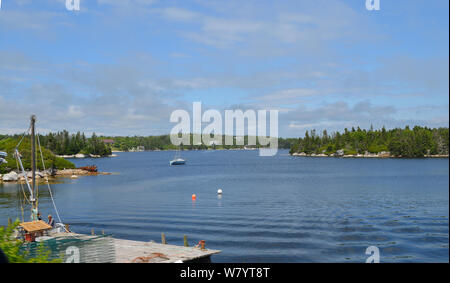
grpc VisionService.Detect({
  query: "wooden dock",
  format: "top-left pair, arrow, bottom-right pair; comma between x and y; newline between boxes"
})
51,232 -> 220,263
114,238 -> 221,263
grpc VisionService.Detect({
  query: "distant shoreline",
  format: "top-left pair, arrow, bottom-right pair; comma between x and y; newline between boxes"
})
56,153 -> 119,159
290,152 -> 449,159
60,148 -> 449,159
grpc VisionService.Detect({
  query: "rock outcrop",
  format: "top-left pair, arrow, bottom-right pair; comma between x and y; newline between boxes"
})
2,171 -> 19,181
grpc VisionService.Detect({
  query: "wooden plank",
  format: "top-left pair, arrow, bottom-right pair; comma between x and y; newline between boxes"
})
50,233 -> 221,263
20,220 -> 52,233
113,238 -> 221,263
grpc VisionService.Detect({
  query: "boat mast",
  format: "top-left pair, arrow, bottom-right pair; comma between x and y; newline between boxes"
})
30,115 -> 37,220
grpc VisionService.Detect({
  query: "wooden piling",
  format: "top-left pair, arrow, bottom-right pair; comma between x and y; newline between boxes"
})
8,218 -> 12,226
161,233 -> 167,244
183,235 -> 189,247
91,228 -> 95,235
199,240 -> 206,250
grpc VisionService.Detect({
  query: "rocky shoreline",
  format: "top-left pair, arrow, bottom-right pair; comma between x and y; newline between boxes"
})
291,150 -> 449,158
0,169 -> 111,184
57,153 -> 118,159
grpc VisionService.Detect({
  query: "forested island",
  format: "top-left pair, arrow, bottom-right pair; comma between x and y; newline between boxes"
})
1,126 -> 448,163
289,126 -> 449,158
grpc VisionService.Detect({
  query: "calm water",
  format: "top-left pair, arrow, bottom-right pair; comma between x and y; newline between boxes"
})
1,150 -> 448,262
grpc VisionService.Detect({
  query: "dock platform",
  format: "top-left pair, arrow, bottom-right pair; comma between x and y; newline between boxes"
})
114,238 -> 221,263
50,232 -> 220,263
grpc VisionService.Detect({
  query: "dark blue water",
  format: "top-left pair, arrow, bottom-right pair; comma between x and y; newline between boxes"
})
1,150 -> 448,262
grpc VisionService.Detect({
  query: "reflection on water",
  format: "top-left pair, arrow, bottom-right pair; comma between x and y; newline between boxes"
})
1,150 -> 448,262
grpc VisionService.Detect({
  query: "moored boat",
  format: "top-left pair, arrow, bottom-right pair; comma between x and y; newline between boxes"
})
170,146 -> 186,166
170,158 -> 186,166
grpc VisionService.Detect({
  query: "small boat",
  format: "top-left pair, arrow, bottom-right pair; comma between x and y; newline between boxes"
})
170,146 -> 186,166
0,152 -> 7,164
78,165 -> 98,172
170,158 -> 186,166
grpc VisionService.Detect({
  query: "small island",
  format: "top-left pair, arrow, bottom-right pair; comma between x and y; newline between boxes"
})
289,126 -> 449,158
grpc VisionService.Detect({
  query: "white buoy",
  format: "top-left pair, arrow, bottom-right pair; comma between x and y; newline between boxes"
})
217,189 -> 223,194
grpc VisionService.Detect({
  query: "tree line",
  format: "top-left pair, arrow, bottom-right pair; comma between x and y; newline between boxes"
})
2,132 -> 294,155
37,131 -> 112,156
1,131 -> 111,157
108,134 -> 296,151
289,126 -> 449,158
4,126 -> 447,158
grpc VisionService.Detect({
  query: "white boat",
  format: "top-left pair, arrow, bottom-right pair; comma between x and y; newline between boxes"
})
0,152 -> 7,164
170,158 -> 186,166
170,146 -> 186,166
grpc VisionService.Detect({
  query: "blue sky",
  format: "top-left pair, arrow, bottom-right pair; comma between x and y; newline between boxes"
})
0,0 -> 448,137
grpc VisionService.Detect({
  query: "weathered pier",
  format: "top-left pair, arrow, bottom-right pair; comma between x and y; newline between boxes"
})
50,232 -> 220,263
114,238 -> 220,263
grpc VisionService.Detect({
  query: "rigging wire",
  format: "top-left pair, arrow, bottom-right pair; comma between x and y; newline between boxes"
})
11,126 -> 33,221
10,120 -> 81,237
36,132 -> 66,230
15,125 -> 31,149
14,157 -> 31,205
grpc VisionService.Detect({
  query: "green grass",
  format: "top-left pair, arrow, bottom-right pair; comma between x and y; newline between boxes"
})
0,137 -> 75,174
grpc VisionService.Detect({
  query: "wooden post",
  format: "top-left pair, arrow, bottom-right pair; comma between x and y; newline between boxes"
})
30,115 -> 36,217
183,235 -> 189,247
161,233 -> 166,244
91,228 -> 95,235
102,230 -> 105,235
8,218 -> 12,226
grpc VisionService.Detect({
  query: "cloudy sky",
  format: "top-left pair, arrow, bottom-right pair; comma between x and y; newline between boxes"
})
0,0 -> 448,137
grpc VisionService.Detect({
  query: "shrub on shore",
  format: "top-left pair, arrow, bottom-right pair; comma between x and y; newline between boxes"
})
0,138 -> 75,174
0,219 -> 62,263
